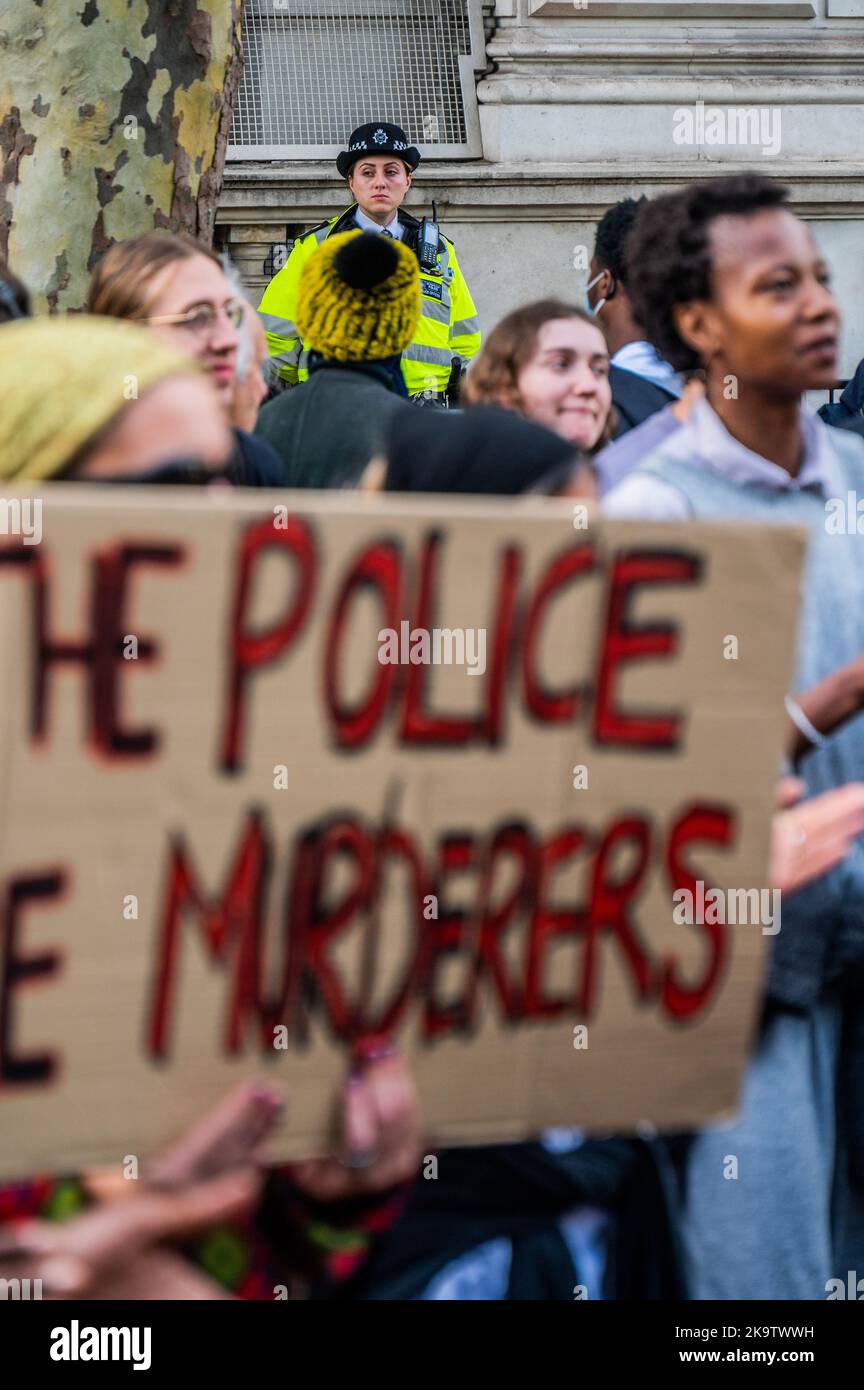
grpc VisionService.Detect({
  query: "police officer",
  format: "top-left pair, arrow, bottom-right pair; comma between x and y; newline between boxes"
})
258,121 -> 481,403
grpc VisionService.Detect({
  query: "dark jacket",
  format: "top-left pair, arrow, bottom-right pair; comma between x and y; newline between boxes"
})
229,428 -> 286,487
818,358 -> 864,438
255,357 -> 410,488
609,364 -> 678,439
313,1137 -> 689,1301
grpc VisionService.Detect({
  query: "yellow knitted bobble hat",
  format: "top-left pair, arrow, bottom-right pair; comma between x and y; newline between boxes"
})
296,229 -> 421,363
0,315 -> 200,482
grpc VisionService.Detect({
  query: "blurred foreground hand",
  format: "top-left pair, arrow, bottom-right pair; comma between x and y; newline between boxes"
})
290,1045 -> 423,1201
770,779 -> 864,894
0,1053 -> 422,1297
0,1168 -> 259,1299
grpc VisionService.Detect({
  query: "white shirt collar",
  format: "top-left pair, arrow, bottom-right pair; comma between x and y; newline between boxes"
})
354,206 -> 403,240
611,341 -> 683,397
666,396 -> 845,497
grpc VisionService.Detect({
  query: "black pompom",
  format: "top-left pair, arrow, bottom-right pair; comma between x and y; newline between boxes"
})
334,232 -> 398,290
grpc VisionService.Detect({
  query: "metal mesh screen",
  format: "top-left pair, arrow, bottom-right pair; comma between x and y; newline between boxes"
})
229,0 -> 483,159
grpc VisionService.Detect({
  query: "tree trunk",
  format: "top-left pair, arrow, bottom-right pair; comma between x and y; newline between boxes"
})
0,0 -> 245,312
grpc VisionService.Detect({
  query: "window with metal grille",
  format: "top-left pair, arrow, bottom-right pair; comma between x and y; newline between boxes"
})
228,0 -> 486,160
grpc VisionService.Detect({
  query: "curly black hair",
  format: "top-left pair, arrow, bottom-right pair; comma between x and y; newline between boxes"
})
625,174 -> 790,373
594,197 -> 648,286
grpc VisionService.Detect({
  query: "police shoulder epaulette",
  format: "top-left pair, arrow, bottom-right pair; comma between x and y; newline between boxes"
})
301,219 -> 330,241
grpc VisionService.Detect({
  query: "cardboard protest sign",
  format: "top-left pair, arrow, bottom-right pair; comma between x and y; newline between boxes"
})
0,487 -> 804,1179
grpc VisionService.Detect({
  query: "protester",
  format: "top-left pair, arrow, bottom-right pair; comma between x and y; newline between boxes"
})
255,230 -> 419,487
369,265 -> 864,1301
463,300 -> 614,457
86,232 -> 283,485
603,171 -> 864,1299
0,316 -> 232,481
585,198 -> 682,435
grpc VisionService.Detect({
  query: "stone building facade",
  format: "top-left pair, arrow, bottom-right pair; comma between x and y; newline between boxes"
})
216,0 -> 864,375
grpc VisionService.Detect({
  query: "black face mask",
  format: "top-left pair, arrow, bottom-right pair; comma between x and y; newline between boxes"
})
96,460 -> 235,487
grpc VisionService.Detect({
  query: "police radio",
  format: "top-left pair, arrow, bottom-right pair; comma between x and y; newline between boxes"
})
418,200 -> 440,273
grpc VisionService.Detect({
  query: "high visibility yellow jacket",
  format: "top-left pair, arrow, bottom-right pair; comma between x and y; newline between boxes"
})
258,205 -> 481,397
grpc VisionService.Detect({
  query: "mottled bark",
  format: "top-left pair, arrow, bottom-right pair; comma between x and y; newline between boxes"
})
0,0 -> 245,311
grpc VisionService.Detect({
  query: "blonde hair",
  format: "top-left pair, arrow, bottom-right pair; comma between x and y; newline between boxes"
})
87,232 -> 221,321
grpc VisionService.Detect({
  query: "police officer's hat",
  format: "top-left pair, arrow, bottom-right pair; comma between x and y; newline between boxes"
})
336,122 -> 421,178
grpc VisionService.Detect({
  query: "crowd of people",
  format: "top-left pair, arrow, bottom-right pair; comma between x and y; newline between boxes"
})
2,163 -> 864,1301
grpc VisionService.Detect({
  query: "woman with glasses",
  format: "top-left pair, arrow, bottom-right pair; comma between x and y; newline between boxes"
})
87,233 -> 284,487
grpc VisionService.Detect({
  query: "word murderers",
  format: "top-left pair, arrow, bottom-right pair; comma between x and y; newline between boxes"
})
0,800 -> 736,1084
136,799 -> 731,1055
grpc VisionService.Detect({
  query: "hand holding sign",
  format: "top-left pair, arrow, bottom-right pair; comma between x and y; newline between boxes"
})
289,1043 -> 422,1201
